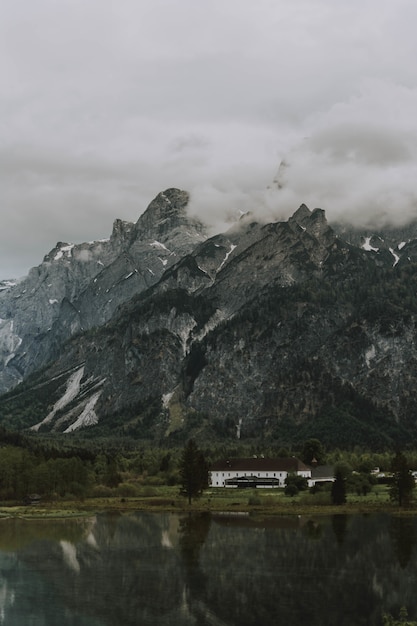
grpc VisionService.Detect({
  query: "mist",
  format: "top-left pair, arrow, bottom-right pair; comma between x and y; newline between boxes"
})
2,1 -> 417,277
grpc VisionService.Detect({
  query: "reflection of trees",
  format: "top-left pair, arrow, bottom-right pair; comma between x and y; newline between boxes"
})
389,516 -> 416,568
179,513 -> 211,596
3,513 -> 417,625
200,514 -> 417,626
177,513 -> 215,625
332,514 -> 348,546
304,519 -> 323,541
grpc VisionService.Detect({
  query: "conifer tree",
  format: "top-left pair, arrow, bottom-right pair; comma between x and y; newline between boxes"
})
331,470 -> 347,505
179,439 -> 209,504
389,451 -> 415,507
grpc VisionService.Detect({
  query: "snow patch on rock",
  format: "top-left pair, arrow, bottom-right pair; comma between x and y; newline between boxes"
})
64,390 -> 101,433
31,366 -> 85,431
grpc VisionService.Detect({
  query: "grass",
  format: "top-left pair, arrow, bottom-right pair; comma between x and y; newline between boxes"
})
0,483 -> 415,518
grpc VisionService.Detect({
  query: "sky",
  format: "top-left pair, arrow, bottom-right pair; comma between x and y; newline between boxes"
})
2,0 -> 417,278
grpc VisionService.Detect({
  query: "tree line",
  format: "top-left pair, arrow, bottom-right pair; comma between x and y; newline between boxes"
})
0,431 -> 415,506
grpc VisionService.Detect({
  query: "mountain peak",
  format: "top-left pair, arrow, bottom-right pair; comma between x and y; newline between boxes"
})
135,188 -> 191,237
291,204 -> 312,223
110,218 -> 134,248
288,204 -> 334,243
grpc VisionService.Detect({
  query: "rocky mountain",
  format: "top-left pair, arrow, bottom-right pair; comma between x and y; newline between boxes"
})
1,190 -> 417,447
333,219 -> 417,267
0,188 -> 205,393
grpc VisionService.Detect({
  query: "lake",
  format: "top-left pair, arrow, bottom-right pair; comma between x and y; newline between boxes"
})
0,511 -> 415,625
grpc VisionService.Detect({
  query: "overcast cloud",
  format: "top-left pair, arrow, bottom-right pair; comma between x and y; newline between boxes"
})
2,0 -> 417,277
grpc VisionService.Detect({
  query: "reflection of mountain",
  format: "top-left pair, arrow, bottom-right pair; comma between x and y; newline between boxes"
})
0,513 -> 416,625
0,514 -> 183,625
0,517 -> 92,551
19,513 -> 185,626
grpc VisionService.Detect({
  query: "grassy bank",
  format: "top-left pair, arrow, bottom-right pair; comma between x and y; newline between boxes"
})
0,483 -> 415,518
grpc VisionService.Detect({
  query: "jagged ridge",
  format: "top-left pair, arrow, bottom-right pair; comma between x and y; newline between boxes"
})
1,193 -> 417,446
0,189 -> 206,393
0,190 -> 417,446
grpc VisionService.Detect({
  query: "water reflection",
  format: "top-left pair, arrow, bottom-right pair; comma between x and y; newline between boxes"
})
0,512 -> 415,625
389,515 -> 416,569
332,513 -> 348,546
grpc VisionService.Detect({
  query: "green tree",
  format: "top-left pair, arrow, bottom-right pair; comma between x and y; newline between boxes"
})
284,472 -> 308,496
179,440 -> 209,504
389,451 -> 415,507
301,438 -> 325,465
331,470 -> 347,505
383,606 -> 417,625
347,472 -> 373,496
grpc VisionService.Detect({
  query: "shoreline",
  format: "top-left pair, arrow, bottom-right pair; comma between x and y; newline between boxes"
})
0,495 -> 415,519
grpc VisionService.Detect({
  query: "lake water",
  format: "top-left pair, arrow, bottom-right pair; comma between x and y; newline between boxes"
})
0,511 -> 416,625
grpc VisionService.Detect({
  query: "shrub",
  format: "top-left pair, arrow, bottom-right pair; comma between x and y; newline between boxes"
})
145,475 -> 165,486
285,483 -> 299,497
141,486 -> 158,497
90,485 -> 115,498
116,483 -> 139,498
309,491 -> 331,506
285,473 -> 308,493
248,494 -> 262,506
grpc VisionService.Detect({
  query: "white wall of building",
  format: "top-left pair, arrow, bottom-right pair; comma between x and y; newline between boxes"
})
210,469 -> 311,488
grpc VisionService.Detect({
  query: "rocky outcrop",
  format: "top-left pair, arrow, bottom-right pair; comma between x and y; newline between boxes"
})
0,189 -> 206,393
2,196 -> 417,445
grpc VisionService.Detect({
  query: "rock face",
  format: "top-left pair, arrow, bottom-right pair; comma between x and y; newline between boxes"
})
0,189 -> 205,392
2,192 -> 417,446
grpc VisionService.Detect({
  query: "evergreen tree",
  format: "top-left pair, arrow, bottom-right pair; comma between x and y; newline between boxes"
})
389,451 -> 415,507
331,470 -> 347,505
179,440 -> 209,504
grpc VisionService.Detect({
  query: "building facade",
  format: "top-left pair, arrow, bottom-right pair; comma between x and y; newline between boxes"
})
210,457 -> 311,488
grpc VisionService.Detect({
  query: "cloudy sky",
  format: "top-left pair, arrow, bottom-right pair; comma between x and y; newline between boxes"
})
2,0 -> 417,277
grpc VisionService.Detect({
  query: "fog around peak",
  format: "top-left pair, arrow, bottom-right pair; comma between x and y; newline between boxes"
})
1,0 -> 417,277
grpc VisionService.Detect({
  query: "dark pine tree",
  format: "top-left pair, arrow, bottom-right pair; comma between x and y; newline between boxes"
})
389,451 -> 415,507
179,439 -> 209,505
331,470 -> 347,505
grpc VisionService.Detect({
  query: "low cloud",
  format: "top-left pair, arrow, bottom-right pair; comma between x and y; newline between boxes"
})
268,80 -> 417,228
2,1 -> 417,276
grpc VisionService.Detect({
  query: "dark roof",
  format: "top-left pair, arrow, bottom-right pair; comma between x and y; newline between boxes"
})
311,465 -> 335,479
210,457 -> 310,472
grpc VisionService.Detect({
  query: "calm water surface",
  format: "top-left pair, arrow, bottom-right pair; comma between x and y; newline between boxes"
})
0,511 -> 416,625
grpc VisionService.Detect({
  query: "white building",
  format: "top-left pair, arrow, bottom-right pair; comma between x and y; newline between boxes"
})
308,464 -> 335,488
209,457 -> 311,488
